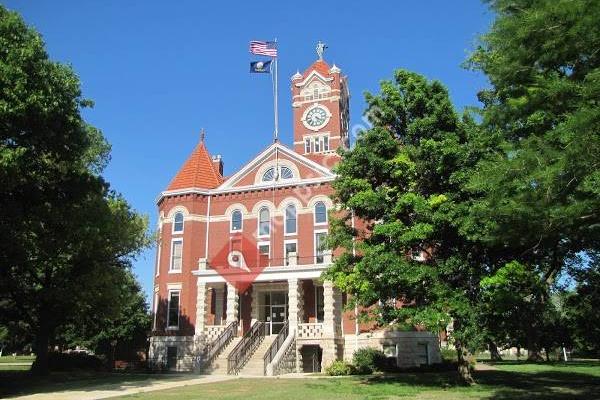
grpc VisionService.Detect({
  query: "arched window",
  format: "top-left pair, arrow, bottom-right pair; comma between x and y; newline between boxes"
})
285,204 -> 297,234
173,212 -> 184,233
258,207 -> 270,236
262,167 -> 275,182
314,201 -> 327,224
231,210 -> 242,231
280,166 -> 294,180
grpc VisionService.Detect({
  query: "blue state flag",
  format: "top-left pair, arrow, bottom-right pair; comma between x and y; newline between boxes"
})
250,60 -> 272,73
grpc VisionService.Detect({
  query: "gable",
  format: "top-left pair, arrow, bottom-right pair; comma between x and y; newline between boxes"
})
218,143 -> 335,190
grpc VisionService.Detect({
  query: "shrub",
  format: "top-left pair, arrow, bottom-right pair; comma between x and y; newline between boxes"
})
325,360 -> 356,376
441,347 -> 457,362
352,347 -> 387,375
47,352 -> 105,371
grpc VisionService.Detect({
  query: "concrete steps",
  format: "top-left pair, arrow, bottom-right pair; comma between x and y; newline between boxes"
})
205,337 -> 242,375
238,336 -> 277,376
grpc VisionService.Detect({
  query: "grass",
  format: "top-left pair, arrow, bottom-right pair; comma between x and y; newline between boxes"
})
114,361 -> 600,400
0,355 -> 35,363
1,361 -> 598,399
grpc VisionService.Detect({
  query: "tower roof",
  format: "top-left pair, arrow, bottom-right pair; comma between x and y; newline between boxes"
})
302,59 -> 331,77
167,141 -> 223,190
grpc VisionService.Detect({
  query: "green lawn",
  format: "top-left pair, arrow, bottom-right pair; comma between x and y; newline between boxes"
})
0,355 -> 35,363
115,362 -> 600,400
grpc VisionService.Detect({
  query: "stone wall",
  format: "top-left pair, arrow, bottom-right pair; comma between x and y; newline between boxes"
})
148,335 -> 202,372
343,330 -> 441,368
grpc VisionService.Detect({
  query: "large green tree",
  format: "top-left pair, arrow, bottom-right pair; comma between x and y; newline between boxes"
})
0,6 -> 150,374
467,0 -> 600,358
327,70 -> 500,384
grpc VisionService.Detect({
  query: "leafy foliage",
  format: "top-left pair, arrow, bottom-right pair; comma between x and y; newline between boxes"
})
0,6 -> 150,374
352,347 -> 387,375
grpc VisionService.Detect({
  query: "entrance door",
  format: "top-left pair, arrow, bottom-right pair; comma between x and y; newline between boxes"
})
259,290 -> 288,335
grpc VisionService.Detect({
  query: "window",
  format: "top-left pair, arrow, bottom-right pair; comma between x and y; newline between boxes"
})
315,232 -> 327,264
284,241 -> 297,266
173,212 -> 184,233
258,242 -> 270,266
314,137 -> 321,153
262,166 -> 294,182
315,286 -> 324,322
262,167 -> 276,182
285,204 -> 297,234
152,292 -> 158,330
314,201 -> 327,224
166,346 -> 178,370
417,343 -> 430,365
305,138 -> 311,153
323,135 -> 329,151
280,166 -> 294,180
258,207 -> 270,236
170,239 -> 183,272
231,210 -> 242,231
167,290 -> 180,328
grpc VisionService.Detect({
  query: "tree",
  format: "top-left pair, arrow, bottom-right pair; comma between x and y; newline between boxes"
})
467,0 -> 600,359
327,70 -> 501,384
564,255 -> 600,356
0,6 -> 150,374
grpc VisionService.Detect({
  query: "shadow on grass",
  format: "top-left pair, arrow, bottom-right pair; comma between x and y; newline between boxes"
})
0,370 -> 193,398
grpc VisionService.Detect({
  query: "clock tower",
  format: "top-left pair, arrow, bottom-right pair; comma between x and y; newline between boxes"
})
291,44 -> 349,164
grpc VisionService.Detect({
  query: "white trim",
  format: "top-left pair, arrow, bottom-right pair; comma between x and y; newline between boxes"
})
193,263 -> 330,283
171,211 -> 185,235
293,70 -> 334,87
314,229 -> 328,265
257,206 -> 271,238
283,239 -> 298,266
216,142 -> 334,191
301,103 -> 332,132
230,209 -> 243,233
313,200 -> 329,226
169,238 -> 183,273
167,205 -> 190,219
152,291 -> 159,330
155,238 -> 162,277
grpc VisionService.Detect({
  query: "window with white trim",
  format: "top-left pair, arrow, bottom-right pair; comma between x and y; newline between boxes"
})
262,166 -> 294,182
258,207 -> 270,236
315,231 -> 327,264
167,290 -> 180,329
173,212 -> 184,233
231,210 -> 242,231
285,204 -> 297,234
170,239 -> 183,272
280,166 -> 294,180
305,138 -> 311,153
284,240 -> 297,266
314,201 -> 327,224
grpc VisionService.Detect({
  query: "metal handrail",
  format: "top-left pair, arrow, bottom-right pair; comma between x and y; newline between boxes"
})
203,320 -> 238,370
227,320 -> 267,375
263,320 -> 289,375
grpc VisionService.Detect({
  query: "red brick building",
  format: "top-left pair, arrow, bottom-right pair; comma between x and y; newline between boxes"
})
149,51 -> 441,373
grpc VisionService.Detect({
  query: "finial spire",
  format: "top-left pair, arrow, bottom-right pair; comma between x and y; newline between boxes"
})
200,128 -> 205,143
316,41 -> 327,61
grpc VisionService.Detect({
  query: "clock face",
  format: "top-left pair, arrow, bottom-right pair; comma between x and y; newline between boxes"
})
304,106 -> 329,128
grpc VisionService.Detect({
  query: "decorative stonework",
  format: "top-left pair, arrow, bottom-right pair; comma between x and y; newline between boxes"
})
195,281 -> 207,335
323,280 -> 335,336
287,278 -> 303,330
226,284 -> 238,323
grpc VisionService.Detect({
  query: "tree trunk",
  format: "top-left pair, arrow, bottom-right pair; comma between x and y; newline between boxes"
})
488,341 -> 502,361
455,340 -> 475,385
30,330 -> 50,376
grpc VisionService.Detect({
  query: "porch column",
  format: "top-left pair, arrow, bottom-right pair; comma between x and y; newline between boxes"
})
322,280 -> 340,368
323,280 -> 336,336
287,278 -> 303,331
195,280 -> 207,335
226,283 -> 238,324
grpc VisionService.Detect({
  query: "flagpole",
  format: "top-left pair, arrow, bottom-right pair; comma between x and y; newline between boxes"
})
273,39 -> 279,143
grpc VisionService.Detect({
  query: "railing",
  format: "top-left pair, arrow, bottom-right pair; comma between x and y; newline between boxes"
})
263,320 -> 289,375
227,321 -> 267,375
273,333 -> 296,376
203,320 -> 238,370
297,322 -> 324,339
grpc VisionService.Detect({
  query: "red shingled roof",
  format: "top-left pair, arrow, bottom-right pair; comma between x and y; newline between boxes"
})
167,141 -> 223,190
303,59 -> 331,77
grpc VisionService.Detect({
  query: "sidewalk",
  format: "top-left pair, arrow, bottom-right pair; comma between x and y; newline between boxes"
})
8,374 -> 237,400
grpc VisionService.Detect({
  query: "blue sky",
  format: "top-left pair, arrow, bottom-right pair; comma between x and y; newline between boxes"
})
4,1 -> 493,301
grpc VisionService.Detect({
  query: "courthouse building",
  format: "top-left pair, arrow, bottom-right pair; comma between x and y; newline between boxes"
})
149,51 -> 441,374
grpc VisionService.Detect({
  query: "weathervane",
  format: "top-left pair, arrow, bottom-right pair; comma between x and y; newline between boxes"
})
200,128 -> 205,143
316,41 -> 327,60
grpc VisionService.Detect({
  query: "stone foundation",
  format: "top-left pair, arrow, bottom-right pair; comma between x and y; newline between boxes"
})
148,335 -> 204,372
343,330 -> 441,368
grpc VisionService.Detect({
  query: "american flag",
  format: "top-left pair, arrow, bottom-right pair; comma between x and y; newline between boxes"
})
249,40 -> 277,57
